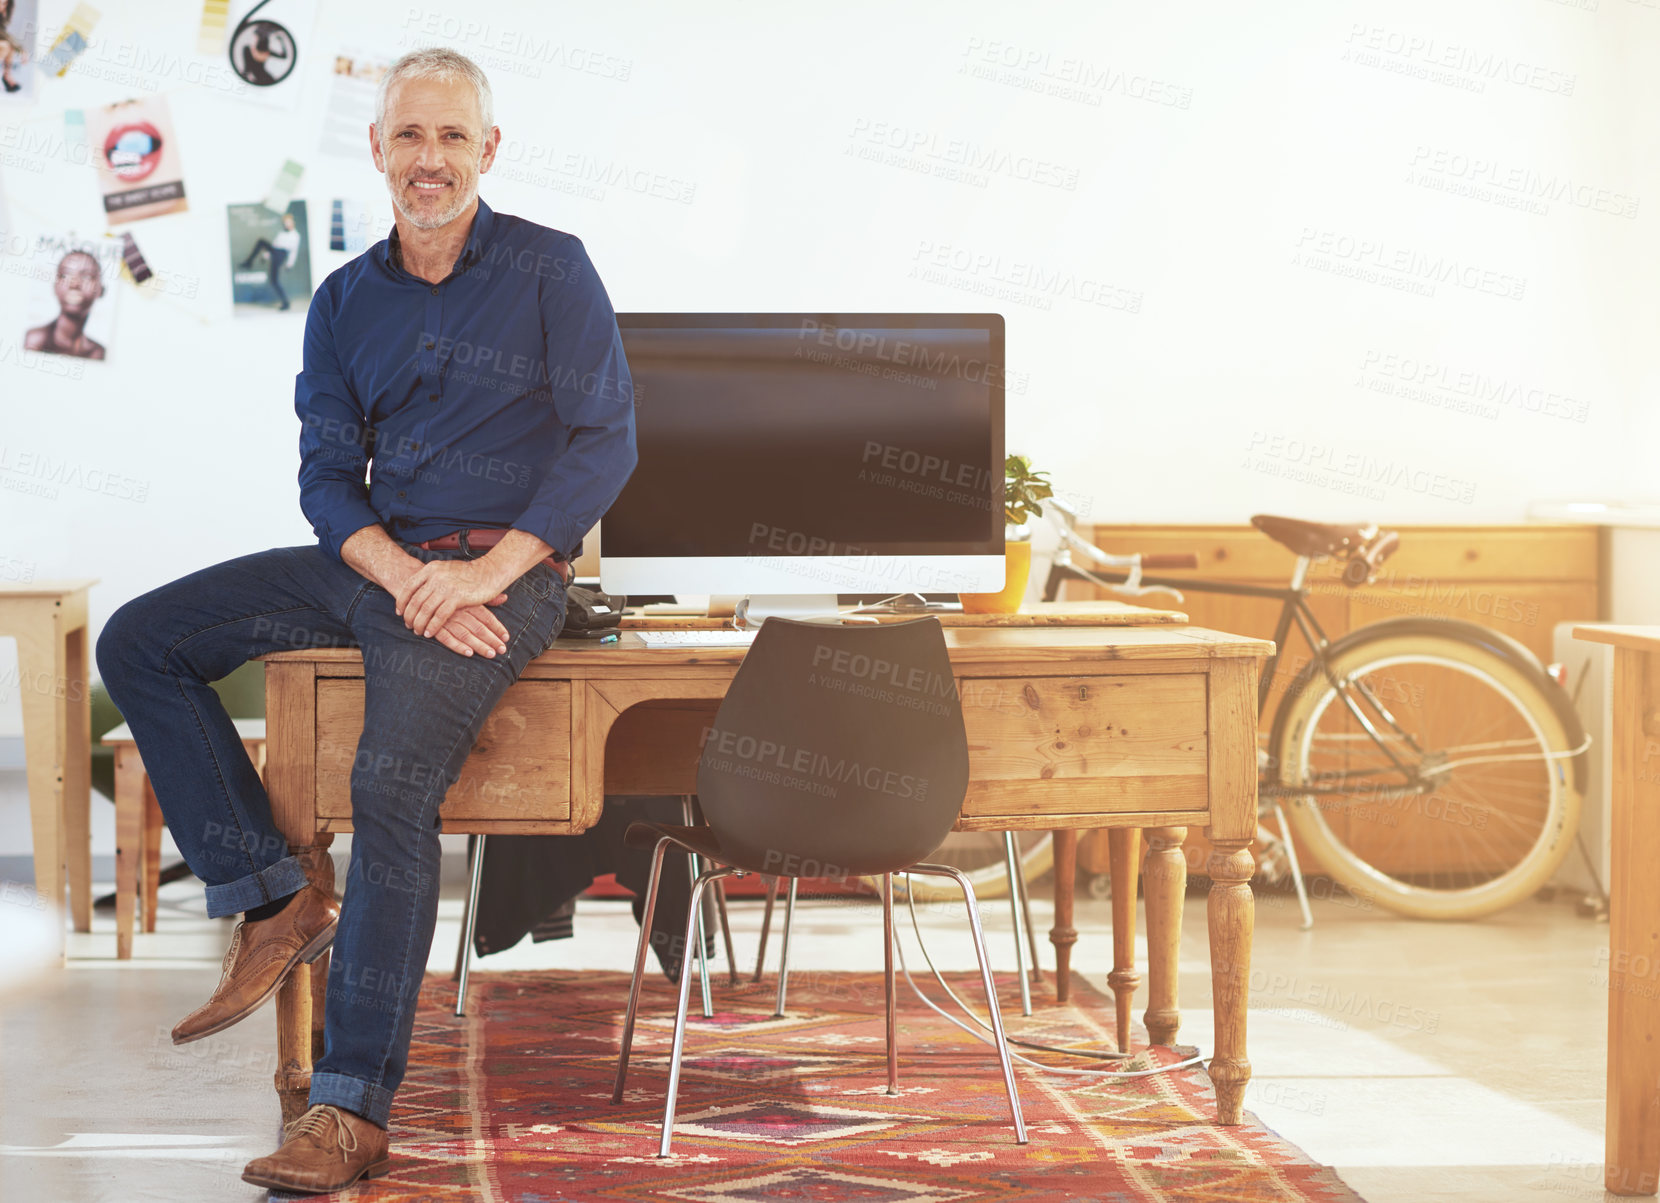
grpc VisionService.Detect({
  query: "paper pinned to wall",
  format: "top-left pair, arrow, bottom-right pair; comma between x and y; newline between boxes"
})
261,158 -> 303,214
0,0 -> 43,103
223,0 -> 318,110
319,48 -> 392,161
118,231 -> 153,284
196,0 -> 231,56
327,198 -> 383,255
84,96 -> 189,224
39,2 -> 99,78
22,232 -> 121,360
229,199 -> 312,314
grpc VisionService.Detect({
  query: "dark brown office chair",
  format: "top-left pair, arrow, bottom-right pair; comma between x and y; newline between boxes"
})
611,616 -> 1027,1156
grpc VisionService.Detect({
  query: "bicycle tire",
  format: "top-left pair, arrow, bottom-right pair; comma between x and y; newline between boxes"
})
1273,627 -> 1580,919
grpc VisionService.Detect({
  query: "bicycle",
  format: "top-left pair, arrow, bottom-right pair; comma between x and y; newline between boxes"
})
1029,503 -> 1591,923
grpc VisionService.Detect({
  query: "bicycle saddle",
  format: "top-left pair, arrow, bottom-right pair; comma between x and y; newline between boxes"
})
1250,514 -> 1379,559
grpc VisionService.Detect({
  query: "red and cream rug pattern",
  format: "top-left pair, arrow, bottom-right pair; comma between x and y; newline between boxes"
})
324,969 -> 1363,1202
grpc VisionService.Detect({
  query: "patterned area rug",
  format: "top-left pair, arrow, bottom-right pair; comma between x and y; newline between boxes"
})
331,970 -> 1364,1202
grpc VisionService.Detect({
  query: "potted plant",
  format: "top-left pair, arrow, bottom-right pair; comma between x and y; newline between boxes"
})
960,454 -> 1052,614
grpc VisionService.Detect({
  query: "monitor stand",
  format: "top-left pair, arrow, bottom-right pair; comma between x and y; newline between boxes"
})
733,594 -> 843,627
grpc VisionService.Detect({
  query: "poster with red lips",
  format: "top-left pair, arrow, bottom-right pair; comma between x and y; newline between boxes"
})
84,97 -> 188,224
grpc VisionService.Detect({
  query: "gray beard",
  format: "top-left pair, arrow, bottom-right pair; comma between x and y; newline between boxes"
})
388,173 -> 477,231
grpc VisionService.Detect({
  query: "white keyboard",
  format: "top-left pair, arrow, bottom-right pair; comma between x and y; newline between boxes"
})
633,629 -> 758,648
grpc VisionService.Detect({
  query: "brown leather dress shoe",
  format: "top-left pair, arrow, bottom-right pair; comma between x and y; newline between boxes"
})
241,1103 -> 390,1194
170,884 -> 339,1045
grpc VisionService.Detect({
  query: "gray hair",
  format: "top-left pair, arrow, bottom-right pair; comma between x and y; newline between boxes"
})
374,47 -> 494,139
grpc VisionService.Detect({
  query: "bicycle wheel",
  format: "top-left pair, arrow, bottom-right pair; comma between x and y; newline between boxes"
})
862,831 -> 1053,902
1274,628 -> 1580,919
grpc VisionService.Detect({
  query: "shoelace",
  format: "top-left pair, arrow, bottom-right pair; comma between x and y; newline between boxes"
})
284,1105 -> 359,1162
216,926 -> 244,979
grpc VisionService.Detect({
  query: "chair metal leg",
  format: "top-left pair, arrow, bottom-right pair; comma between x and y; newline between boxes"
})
908,862 -> 1028,1144
454,833 -> 488,1018
452,836 -> 476,982
1012,836 -> 1044,983
752,876 -> 779,983
882,872 -> 898,1095
773,877 -> 798,1018
1002,832 -> 1032,1017
680,795 -> 713,1017
614,837 -> 672,1103
1273,802 -> 1315,931
713,877 -> 740,986
660,866 -> 736,1158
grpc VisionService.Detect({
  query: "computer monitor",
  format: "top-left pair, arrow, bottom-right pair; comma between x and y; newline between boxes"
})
600,314 -> 1006,617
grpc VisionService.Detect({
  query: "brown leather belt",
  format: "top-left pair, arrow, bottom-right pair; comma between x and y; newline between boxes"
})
414,528 -> 574,586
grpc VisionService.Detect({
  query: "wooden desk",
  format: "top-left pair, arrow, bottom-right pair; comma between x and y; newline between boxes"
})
1573,625 -> 1660,1197
1,579 -> 97,962
261,619 -> 1271,1127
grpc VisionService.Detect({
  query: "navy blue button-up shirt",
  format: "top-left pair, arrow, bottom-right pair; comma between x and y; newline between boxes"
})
294,197 -> 636,565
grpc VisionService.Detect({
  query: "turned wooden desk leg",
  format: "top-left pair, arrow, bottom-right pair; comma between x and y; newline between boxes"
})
1209,838 -> 1255,1125
17,615 -> 68,955
275,842 -> 335,1123
1049,829 -> 1078,1004
141,782 -> 163,933
1107,828 -> 1142,1053
276,964 -> 315,1128
301,845 -> 335,1066
1142,826 -> 1186,1046
113,748 -> 143,960
64,622 -> 92,933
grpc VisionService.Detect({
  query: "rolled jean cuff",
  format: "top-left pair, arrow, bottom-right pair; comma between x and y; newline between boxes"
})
309,1072 -> 393,1130
201,854 -> 308,919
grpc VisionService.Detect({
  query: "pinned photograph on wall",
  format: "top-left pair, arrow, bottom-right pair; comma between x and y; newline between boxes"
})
318,48 -> 390,160
222,0 -> 315,109
22,233 -> 120,360
0,0 -> 40,102
84,97 -> 189,223
228,199 -> 310,313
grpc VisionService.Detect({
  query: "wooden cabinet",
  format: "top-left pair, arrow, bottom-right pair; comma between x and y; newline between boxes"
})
1063,523 -> 1604,878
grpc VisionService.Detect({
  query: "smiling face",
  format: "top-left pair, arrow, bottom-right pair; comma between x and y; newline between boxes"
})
370,74 -> 499,232
53,252 -> 103,317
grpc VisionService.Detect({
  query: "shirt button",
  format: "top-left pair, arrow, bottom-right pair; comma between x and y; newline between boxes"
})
430,287 -> 438,295
398,490 -> 407,498
424,340 -> 435,350
429,393 -> 439,402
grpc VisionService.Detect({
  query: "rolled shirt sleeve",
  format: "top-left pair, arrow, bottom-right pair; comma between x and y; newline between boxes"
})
508,235 -> 638,559
295,284 -> 385,562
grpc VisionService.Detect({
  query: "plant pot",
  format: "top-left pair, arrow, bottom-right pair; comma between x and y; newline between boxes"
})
960,537 -> 1032,614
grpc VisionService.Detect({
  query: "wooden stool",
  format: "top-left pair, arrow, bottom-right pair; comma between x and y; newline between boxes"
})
1,579 -> 98,962
101,719 -> 267,959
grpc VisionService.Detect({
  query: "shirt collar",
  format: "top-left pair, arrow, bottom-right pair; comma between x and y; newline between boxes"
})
382,196 -> 495,278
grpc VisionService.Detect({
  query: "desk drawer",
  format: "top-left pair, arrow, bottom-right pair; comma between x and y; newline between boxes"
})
957,673 -> 1208,823
314,679 -> 572,823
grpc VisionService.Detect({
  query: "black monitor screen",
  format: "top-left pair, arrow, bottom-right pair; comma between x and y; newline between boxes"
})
605,314 -> 1005,559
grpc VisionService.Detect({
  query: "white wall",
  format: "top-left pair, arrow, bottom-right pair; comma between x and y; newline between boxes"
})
1,0 -> 1655,740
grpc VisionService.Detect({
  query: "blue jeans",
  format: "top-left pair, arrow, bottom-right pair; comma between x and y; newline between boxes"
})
95,536 -> 568,1127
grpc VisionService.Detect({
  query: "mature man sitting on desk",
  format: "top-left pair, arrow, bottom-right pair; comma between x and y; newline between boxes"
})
95,48 -> 637,1195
